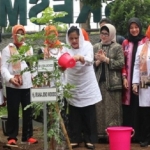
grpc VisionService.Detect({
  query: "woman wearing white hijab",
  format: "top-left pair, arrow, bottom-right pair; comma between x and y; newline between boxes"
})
62,26 -> 102,149
93,24 -> 124,141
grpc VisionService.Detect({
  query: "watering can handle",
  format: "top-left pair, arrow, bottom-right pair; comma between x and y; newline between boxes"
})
131,129 -> 135,137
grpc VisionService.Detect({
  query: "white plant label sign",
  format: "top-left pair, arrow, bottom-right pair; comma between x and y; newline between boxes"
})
38,60 -> 54,72
30,88 -> 57,102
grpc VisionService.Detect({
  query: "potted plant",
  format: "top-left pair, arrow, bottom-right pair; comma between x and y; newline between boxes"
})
8,7 -> 74,150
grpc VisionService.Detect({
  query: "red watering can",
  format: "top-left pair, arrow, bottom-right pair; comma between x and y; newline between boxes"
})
58,53 -> 76,68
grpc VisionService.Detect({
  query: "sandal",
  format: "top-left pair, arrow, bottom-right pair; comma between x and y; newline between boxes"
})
85,143 -> 95,149
70,143 -> 79,148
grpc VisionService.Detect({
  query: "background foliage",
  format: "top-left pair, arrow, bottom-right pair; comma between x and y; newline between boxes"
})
107,0 -> 150,36
81,0 -> 107,8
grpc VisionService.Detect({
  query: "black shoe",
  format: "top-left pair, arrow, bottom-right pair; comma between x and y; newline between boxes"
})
98,138 -> 108,144
85,143 -> 95,149
70,143 -> 79,149
140,141 -> 150,147
131,138 -> 139,143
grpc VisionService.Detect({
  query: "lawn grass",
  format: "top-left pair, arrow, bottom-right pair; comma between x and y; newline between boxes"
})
0,106 -> 22,117
0,107 -> 7,116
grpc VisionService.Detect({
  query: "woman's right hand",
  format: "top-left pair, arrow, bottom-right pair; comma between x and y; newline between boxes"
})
94,53 -> 99,60
73,55 -> 80,61
73,55 -> 85,64
132,84 -> 139,95
9,77 -> 21,87
123,78 -> 128,89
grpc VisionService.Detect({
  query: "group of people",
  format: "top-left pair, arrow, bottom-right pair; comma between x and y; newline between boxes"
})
95,17 -> 150,148
0,16 -> 150,149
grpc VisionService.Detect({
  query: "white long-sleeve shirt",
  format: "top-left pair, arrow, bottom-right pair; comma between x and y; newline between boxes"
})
1,43 -> 33,89
40,45 -> 65,87
132,42 -> 150,106
62,41 -> 102,107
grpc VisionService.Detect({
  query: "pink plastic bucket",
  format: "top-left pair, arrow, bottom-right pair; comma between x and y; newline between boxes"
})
58,53 -> 76,68
106,127 -> 134,150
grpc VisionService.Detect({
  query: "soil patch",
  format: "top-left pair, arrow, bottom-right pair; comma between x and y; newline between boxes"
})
0,126 -> 149,150
0,127 -> 44,150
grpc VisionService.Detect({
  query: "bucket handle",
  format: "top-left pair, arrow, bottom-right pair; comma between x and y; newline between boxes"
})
105,128 -> 135,137
105,129 -> 109,136
131,129 -> 135,137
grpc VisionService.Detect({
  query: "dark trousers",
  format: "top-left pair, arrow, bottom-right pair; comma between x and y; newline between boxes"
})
122,93 -> 140,141
69,104 -> 98,144
6,87 -> 33,141
139,107 -> 150,142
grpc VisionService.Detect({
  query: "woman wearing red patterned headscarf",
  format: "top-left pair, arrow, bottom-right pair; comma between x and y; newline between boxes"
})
37,25 -> 65,88
1,24 -> 38,147
38,25 -> 62,60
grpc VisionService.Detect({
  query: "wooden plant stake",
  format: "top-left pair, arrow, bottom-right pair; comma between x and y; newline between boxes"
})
55,103 -> 72,150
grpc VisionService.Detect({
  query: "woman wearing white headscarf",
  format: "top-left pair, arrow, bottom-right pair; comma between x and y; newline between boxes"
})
93,24 -> 124,141
61,26 -> 102,149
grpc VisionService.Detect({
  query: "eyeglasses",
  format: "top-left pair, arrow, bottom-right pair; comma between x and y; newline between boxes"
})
100,32 -> 109,37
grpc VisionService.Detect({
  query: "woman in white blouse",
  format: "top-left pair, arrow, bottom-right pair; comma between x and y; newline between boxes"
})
61,26 -> 102,149
132,25 -> 150,147
1,25 -> 37,147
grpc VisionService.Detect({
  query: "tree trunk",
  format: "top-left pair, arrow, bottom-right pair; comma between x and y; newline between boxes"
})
80,1 -> 91,30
